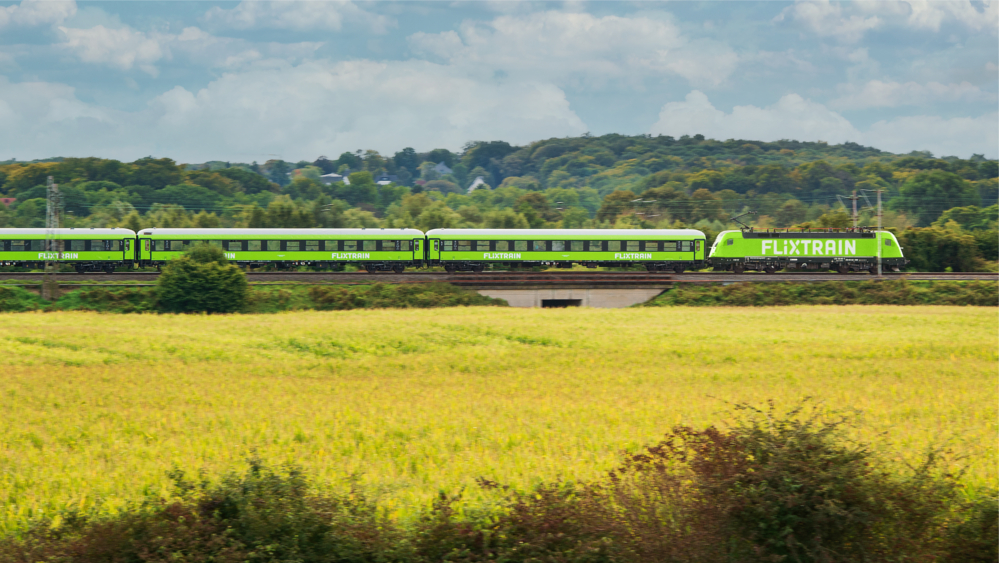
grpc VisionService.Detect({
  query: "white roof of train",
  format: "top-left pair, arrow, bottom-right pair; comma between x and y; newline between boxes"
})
0,228 -> 135,236
138,228 -> 424,237
425,228 -> 705,237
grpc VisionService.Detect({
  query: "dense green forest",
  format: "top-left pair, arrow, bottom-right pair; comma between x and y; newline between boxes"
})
1,134 -> 996,270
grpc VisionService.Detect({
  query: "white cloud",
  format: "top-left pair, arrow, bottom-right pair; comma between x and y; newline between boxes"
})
203,0 -> 392,33
408,10 -> 738,87
649,90 -> 859,144
831,79 -> 991,109
649,90 -> 998,158
0,0 -> 75,29
59,25 -> 167,75
774,0 -> 998,42
56,24 -> 322,74
0,60 -> 587,162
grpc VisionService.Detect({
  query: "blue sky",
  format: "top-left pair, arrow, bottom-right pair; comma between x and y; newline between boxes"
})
0,0 -> 996,162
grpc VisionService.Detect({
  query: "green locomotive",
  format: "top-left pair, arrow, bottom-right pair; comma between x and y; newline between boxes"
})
426,228 -> 706,273
708,228 -> 906,274
0,228 -> 135,272
137,228 -> 424,272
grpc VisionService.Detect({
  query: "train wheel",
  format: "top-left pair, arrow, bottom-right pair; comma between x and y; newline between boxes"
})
837,265 -> 849,275
868,265 -> 878,274
444,265 -> 456,274
733,264 -> 745,275
104,265 -> 115,274
472,264 -> 485,273
673,264 -> 685,274
764,265 -> 777,274
392,264 -> 405,274
364,264 -> 376,274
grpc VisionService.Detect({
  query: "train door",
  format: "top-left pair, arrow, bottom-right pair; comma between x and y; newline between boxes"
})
123,238 -> 131,264
429,238 -> 441,264
411,238 -> 422,266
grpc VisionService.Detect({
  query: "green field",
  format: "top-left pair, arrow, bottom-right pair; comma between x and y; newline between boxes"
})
0,307 -> 996,535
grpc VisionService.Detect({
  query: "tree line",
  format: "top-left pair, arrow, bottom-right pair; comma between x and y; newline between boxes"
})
0,134 -> 996,270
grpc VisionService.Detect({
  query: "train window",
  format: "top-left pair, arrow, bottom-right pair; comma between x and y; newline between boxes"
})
589,241 -> 603,251
496,241 -> 509,251
69,240 -> 85,251
209,240 -> 223,248
109,241 -> 120,251
10,240 -> 24,251
362,240 -> 377,251
662,241 -> 677,252
552,241 -> 565,251
227,241 -> 242,252
401,241 -> 411,251
439,240 -> 452,251
885,239 -> 891,246
172,241 -> 188,251
249,241 -> 262,251
680,241 -> 693,252
381,240 -> 397,251
457,241 -> 472,251
571,241 -> 584,251
344,241 -> 358,251
476,241 -> 490,251
306,241 -> 319,251
267,240 -> 280,251
626,241 -> 640,252
643,241 -> 659,252
91,240 -> 104,251
607,241 -> 621,251
514,240 -> 528,251
726,239 -> 733,246
153,240 -> 165,251
533,241 -> 546,251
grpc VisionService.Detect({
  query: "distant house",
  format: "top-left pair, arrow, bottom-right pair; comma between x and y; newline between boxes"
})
467,176 -> 488,193
0,197 -> 14,206
433,162 -> 452,175
320,173 -> 344,185
375,174 -> 399,186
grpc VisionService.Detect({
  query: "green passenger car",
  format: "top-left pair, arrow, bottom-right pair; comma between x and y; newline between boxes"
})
0,228 -> 135,272
708,228 -> 907,274
425,228 -> 706,273
138,228 -> 424,272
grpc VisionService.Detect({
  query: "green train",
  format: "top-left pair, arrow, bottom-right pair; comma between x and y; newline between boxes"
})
0,228 -> 136,272
137,228 -> 424,273
708,228 -> 906,274
426,228 -> 706,273
0,227 -> 908,274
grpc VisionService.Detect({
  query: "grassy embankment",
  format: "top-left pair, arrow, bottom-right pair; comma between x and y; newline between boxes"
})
0,279 -> 996,313
0,306 -> 995,536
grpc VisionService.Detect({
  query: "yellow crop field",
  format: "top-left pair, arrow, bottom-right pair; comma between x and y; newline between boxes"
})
0,306 -> 996,534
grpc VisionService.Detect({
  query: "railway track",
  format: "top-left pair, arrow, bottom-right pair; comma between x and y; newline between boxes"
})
0,271 -> 995,287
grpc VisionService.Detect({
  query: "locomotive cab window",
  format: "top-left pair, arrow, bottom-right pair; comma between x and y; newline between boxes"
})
514,240 -> 528,251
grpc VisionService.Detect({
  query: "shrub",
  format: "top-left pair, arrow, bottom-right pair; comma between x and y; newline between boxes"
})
897,226 -> 978,271
156,244 -> 248,313
308,283 -> 506,310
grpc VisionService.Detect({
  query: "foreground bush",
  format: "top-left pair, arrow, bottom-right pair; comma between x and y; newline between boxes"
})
645,280 -> 998,307
2,403 -> 994,562
156,244 -> 249,313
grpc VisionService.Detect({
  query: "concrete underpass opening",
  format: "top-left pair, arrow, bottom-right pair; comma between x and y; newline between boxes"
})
541,298 -> 582,308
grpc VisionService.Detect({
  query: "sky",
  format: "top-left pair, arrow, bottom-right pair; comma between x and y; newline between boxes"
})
0,0 -> 997,163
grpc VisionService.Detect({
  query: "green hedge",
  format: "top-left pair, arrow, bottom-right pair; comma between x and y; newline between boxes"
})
644,280 -> 998,307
